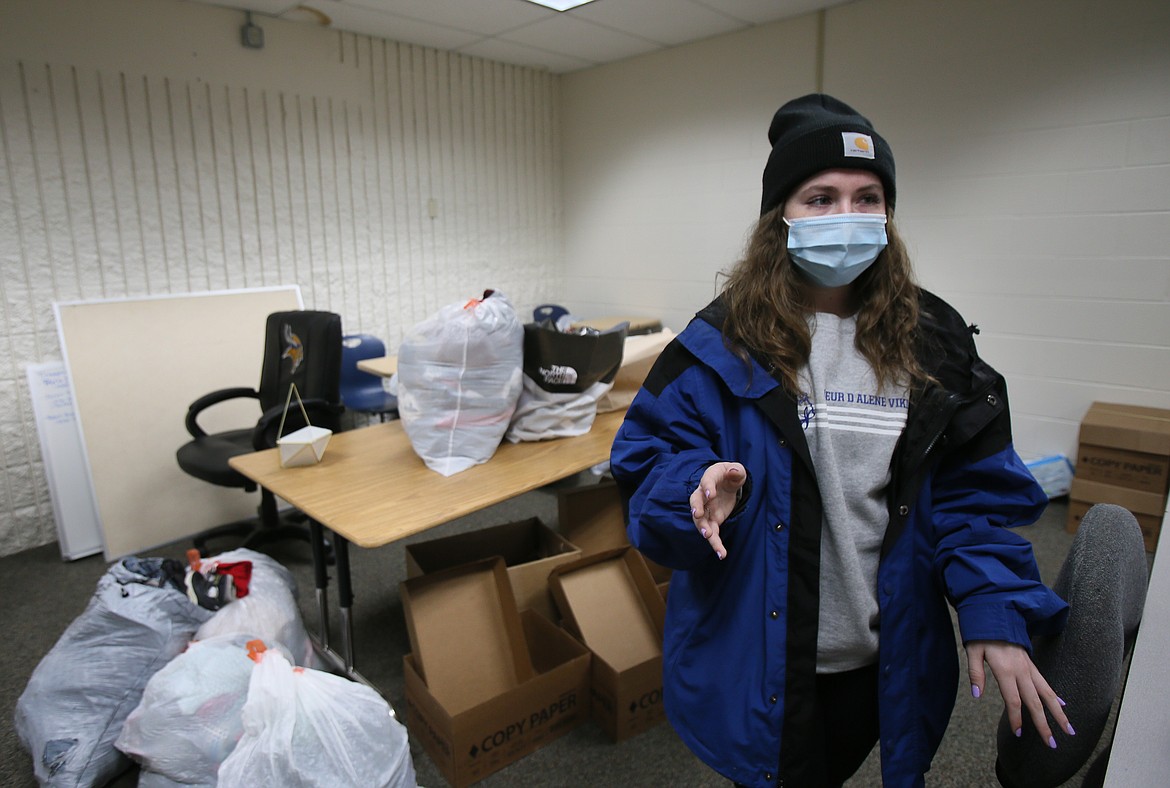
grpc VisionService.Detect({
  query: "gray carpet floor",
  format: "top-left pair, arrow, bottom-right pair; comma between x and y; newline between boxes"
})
0,490 -> 1121,787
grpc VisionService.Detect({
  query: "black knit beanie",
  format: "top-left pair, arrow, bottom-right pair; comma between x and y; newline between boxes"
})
760,93 -> 896,216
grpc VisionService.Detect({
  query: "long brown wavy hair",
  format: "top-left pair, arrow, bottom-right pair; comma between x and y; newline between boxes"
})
720,206 -> 928,395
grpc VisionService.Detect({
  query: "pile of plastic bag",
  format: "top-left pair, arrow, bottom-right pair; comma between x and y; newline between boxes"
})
14,548 -> 414,787
118,637 -> 413,788
394,290 -> 638,475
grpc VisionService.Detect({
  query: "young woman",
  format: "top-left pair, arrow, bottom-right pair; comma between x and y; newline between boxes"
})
610,94 -> 1073,787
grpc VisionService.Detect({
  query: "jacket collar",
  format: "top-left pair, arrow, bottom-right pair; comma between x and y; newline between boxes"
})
678,298 -> 780,400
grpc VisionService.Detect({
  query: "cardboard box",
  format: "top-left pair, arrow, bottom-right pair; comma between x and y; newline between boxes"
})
400,558 -> 535,713
557,481 -> 672,585
405,518 -> 581,620
570,315 -> 663,336
557,481 -> 627,555
1076,402 -> 1170,495
548,547 -> 667,742
404,610 -> 592,788
1067,478 -> 1166,552
596,328 -> 674,413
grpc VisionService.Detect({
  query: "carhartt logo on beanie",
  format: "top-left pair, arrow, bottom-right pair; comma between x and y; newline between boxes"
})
760,93 -> 896,216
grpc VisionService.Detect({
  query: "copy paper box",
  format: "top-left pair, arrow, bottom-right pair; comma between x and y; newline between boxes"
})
1067,478 -> 1166,552
1076,402 -> 1170,495
400,558 -> 534,712
596,328 -> 674,413
557,481 -> 672,585
403,610 -> 591,788
548,547 -> 667,742
405,518 -> 580,620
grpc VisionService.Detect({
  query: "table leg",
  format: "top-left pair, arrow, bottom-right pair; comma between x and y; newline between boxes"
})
308,518 -> 330,650
332,529 -> 355,671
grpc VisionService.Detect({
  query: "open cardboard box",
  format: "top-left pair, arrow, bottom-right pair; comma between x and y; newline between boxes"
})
557,480 -> 672,587
548,546 -> 667,742
401,558 -> 592,787
400,558 -> 535,712
405,518 -> 580,621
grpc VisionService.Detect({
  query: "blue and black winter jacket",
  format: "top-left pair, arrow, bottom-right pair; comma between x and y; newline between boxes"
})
610,290 -> 1068,788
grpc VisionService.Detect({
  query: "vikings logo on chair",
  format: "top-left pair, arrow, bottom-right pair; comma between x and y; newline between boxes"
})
281,323 -> 304,373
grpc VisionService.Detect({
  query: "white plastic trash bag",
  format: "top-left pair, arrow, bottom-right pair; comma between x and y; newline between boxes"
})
194,549 -> 321,669
217,649 -> 416,788
115,636 -> 288,787
14,557 -> 213,788
135,770 -> 190,788
396,290 -> 524,475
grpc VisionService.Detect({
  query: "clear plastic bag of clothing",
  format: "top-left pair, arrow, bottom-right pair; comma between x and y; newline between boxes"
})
395,289 -> 524,475
193,548 -> 321,669
14,557 -> 213,787
114,636 -> 289,787
216,648 -> 416,788
505,320 -> 627,442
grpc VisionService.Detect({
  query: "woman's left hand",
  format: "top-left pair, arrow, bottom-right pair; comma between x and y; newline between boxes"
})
966,640 -> 1074,748
689,461 -> 746,560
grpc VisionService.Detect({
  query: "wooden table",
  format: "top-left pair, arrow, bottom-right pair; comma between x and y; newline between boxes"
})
355,354 -> 397,377
229,408 -> 625,673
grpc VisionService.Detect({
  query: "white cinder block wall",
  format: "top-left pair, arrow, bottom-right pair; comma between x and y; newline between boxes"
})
3,0 -> 1169,557
0,0 -> 561,555
562,0 -> 1170,463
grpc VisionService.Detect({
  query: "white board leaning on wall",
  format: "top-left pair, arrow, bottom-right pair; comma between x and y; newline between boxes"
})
26,361 -> 103,560
53,286 -> 303,559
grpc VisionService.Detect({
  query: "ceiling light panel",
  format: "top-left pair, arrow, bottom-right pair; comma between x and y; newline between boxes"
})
523,0 -> 598,11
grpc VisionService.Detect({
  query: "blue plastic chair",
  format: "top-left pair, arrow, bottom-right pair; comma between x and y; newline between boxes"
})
533,304 -> 570,325
340,334 -> 399,422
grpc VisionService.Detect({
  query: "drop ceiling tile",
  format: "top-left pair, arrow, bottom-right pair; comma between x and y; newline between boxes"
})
343,0 -> 550,36
305,0 -> 482,49
500,14 -> 663,64
175,0 -> 854,72
571,0 -> 745,46
458,36 -> 595,73
692,0 -> 855,25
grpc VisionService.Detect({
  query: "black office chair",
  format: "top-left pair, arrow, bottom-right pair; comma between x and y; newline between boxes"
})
176,310 -> 343,556
340,333 -> 398,423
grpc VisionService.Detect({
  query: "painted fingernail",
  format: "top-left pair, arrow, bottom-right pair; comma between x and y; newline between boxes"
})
1066,723 -> 1076,736
971,685 -> 981,699
700,528 -> 709,538
1048,736 -> 1058,749
716,551 -> 725,560
1057,697 -> 1067,707
1014,728 -> 1022,738
692,508 -> 700,519
704,488 -> 711,500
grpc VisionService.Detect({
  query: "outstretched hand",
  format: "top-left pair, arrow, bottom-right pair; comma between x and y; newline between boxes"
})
966,640 -> 1075,748
689,462 -> 747,560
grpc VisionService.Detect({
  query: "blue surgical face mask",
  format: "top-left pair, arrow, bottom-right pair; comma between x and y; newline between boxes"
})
783,213 -> 888,288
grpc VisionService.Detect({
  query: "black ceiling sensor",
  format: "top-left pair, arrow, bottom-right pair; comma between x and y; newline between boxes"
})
241,11 -> 264,49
